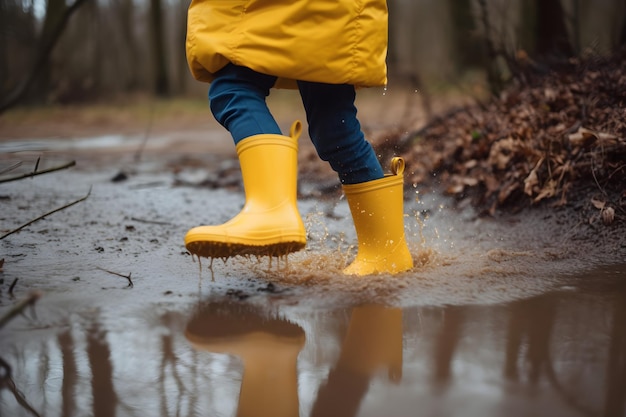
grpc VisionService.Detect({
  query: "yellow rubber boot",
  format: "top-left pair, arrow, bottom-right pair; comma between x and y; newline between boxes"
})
343,157 -> 413,275
185,121 -> 306,259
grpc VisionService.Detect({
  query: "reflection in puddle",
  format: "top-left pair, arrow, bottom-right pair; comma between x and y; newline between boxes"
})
0,267 -> 625,417
186,301 -> 305,417
309,304 -> 402,417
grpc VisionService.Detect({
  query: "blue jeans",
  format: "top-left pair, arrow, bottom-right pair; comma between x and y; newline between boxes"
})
208,64 -> 384,184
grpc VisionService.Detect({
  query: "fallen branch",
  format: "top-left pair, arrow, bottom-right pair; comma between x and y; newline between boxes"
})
0,357 -> 42,417
0,160 -> 76,184
0,161 -> 23,176
0,291 -> 42,329
0,187 -> 91,240
96,267 -> 134,288
0,293 -> 43,417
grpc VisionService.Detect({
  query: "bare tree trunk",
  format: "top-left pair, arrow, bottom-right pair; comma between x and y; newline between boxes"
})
447,0 -> 483,70
34,0 -> 67,97
476,0 -> 506,95
621,0 -> 626,47
386,0 -> 399,69
117,0 -> 140,90
87,0 -> 103,95
535,0 -> 574,58
177,0 -> 189,94
150,0 -> 170,97
571,0 -> 582,55
520,0 -> 573,59
0,0 -> 8,88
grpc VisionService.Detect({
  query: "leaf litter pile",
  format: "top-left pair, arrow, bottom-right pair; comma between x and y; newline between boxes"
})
394,50 -> 625,226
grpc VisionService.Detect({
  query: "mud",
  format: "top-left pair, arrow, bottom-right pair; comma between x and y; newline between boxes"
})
1,89 -> 625,416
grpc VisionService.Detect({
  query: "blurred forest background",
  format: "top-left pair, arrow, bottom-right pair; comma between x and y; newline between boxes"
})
1,0 -> 625,113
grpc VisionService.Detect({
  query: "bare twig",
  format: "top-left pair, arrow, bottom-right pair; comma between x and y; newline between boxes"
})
8,278 -> 18,298
0,160 -> 76,184
590,160 -> 608,197
0,187 -> 91,240
0,292 -> 42,329
0,357 -> 42,417
0,162 -> 23,176
130,217 -> 172,225
133,101 -> 156,162
128,181 -> 168,190
0,357 -> 10,380
96,267 -> 134,288
607,163 -> 626,181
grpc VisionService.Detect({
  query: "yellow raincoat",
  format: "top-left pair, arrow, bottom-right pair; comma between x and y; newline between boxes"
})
186,0 -> 388,89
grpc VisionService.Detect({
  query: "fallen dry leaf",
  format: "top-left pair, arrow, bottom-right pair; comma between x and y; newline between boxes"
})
524,157 -> 544,196
568,127 -> 598,148
591,198 -> 606,210
602,206 -> 615,225
533,179 -> 557,203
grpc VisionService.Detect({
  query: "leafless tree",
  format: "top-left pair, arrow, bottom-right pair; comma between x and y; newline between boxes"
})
0,0 -> 91,113
150,0 -> 170,96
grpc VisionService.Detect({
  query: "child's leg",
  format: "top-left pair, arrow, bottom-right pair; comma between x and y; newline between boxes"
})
297,81 -> 384,184
209,64 -> 281,143
185,65 -> 306,260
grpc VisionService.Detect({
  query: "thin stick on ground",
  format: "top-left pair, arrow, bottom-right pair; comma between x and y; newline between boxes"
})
0,161 -> 23,176
96,267 -> 134,288
0,187 -> 91,240
130,217 -> 172,225
133,101 -> 156,162
0,160 -> 76,184
0,292 -> 43,417
0,357 -> 42,417
0,291 -> 42,329
8,278 -> 18,297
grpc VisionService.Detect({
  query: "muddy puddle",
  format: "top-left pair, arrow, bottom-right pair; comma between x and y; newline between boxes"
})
1,146 -> 625,416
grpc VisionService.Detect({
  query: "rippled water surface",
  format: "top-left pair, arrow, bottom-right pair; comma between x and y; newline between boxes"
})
1,263 -> 625,417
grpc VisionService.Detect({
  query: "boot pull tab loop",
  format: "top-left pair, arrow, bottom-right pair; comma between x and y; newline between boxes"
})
390,157 -> 405,176
290,120 -> 303,141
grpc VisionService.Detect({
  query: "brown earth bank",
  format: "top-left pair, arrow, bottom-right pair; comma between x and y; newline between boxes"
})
379,49 -> 626,225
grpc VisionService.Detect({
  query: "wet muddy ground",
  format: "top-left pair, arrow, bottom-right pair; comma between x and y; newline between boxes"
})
1,90 -> 625,416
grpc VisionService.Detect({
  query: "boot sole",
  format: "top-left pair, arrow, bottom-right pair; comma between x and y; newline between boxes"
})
186,240 -> 306,259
